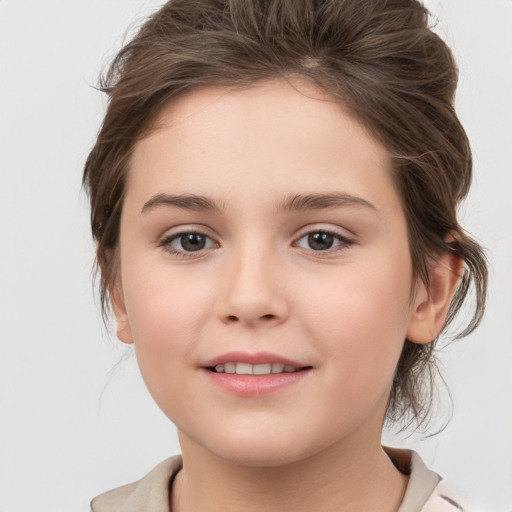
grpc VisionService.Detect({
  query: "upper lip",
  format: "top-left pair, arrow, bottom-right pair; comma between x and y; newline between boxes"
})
201,351 -> 308,369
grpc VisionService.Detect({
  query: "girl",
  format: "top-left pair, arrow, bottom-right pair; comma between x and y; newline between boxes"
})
83,1 -> 488,510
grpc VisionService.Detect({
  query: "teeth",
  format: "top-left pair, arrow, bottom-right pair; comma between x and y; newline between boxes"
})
253,363 -> 271,375
235,363 -> 253,375
224,362 -> 236,374
272,363 -> 284,373
213,362 -> 298,374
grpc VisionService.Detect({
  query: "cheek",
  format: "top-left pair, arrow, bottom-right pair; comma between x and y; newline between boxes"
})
121,266 -> 213,385
124,255 -> 211,332
301,254 -> 413,388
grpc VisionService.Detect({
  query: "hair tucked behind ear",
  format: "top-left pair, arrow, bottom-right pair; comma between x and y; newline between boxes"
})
83,0 -> 487,431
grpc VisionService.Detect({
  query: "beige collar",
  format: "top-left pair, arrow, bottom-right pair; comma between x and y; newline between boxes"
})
91,448 -> 444,512
91,457 -> 181,512
384,447 -> 442,511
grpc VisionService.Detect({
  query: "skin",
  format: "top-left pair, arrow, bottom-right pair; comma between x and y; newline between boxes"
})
112,79 -> 460,511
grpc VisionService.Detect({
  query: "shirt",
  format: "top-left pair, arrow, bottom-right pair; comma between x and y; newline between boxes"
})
90,448 -> 464,511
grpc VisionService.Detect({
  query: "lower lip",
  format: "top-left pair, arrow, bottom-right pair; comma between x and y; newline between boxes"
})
202,369 -> 310,396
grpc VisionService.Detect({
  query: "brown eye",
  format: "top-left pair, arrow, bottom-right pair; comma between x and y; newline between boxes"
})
295,230 -> 353,252
307,232 -> 335,251
178,233 -> 207,252
161,231 -> 217,255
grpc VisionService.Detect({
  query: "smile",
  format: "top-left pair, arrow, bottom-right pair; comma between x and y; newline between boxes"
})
201,352 -> 312,396
211,362 -> 300,374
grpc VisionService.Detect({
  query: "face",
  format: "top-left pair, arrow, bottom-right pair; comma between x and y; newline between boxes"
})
114,80 -> 425,467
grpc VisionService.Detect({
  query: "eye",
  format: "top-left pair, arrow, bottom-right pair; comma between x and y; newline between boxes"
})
295,230 -> 352,252
160,231 -> 217,256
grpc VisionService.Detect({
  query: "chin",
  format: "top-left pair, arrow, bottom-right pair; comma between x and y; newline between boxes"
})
216,446 -> 305,468
194,427 -> 325,468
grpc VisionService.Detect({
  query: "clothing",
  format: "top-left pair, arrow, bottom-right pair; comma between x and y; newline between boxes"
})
90,448 -> 464,512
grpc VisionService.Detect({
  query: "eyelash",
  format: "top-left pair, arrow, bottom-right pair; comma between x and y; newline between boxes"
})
158,230 -> 217,258
294,230 -> 354,255
158,229 -> 354,258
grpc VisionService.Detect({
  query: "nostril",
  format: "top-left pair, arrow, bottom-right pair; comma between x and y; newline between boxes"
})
224,313 -> 276,324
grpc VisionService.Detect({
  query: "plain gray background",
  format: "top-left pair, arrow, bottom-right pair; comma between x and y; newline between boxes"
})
1,1 -> 511,511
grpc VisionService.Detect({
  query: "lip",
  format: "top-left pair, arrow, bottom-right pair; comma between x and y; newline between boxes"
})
201,351 -> 307,368
200,351 -> 312,397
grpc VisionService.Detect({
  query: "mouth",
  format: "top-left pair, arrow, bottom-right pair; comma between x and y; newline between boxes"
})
207,362 -> 309,375
201,352 -> 312,375
200,352 -> 312,395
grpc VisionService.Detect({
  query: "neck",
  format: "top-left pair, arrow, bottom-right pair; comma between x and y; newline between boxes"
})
171,434 -> 407,512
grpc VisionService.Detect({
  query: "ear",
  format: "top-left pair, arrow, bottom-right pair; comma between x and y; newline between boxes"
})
97,245 -> 134,345
406,251 -> 463,344
111,282 -> 134,344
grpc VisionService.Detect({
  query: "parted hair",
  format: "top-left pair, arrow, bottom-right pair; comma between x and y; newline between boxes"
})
83,0 -> 487,430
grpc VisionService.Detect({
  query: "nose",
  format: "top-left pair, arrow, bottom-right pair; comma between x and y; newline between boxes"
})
216,245 -> 289,327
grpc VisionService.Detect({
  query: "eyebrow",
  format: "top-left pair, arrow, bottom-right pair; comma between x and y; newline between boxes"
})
141,191 -> 377,215
141,193 -> 223,214
277,192 -> 377,213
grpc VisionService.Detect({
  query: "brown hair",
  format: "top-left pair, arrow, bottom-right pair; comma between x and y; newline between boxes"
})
83,0 -> 487,430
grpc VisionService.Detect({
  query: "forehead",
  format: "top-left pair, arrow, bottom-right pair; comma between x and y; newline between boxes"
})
125,79 -> 400,218
144,80 -> 383,160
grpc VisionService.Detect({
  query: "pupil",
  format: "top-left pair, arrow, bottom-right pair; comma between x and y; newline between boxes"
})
308,232 -> 334,251
182,233 -> 205,251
